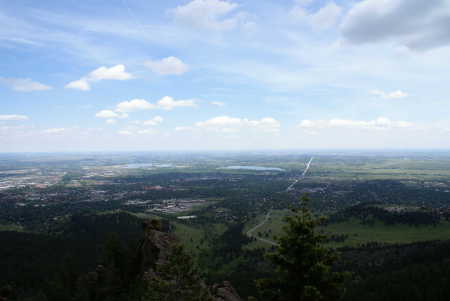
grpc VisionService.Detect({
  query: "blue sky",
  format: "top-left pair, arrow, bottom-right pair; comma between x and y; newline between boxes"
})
1,0 -> 450,151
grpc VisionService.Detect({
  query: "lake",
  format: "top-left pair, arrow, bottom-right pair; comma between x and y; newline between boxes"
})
219,165 -> 285,171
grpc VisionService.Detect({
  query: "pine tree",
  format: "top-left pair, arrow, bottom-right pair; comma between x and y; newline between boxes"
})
258,195 -> 346,301
143,245 -> 212,301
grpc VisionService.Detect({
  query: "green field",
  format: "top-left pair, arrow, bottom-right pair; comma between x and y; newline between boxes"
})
0,224 -> 24,232
244,210 -> 450,248
131,211 -> 226,254
244,210 -> 290,249
309,158 -> 450,181
323,219 -> 450,247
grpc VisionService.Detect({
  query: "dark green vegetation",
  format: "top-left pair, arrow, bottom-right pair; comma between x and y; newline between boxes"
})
0,212 -> 144,294
258,196 -> 345,301
1,151 -> 450,300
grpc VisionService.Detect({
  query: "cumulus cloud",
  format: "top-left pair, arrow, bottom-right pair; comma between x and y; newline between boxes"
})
0,114 -> 29,121
88,65 -> 133,81
96,97 -> 195,124
183,115 -> 281,133
115,99 -> 155,113
172,0 -> 242,31
143,116 -> 163,126
371,90 -> 408,99
66,64 -> 133,91
157,96 -> 196,110
115,97 -> 196,113
291,1 -> 342,30
145,57 -> 189,75
341,0 -> 450,50
65,79 -> 90,91
0,77 -> 52,92
298,117 -> 413,131
95,110 -> 128,119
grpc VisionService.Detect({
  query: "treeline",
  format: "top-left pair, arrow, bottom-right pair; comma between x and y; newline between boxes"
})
197,222 -> 272,298
339,240 -> 450,301
327,203 -> 440,226
0,211 -> 144,298
294,179 -> 450,211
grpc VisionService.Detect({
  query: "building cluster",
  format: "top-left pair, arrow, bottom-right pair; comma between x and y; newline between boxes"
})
0,169 -> 64,191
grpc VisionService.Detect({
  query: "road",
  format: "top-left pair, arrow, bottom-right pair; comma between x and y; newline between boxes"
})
245,157 -> 315,246
286,157 -> 314,192
246,211 -> 278,246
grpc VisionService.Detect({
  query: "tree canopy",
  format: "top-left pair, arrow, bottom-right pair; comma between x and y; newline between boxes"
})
258,195 -> 346,301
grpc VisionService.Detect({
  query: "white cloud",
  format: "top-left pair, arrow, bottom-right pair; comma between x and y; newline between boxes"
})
105,119 -> 117,125
371,90 -> 409,99
194,115 -> 280,133
157,96 -> 196,110
196,116 -> 241,127
115,99 -> 155,113
145,57 -> 189,75
88,64 -> 133,81
291,1 -> 342,30
298,117 -> 413,130
115,97 -> 196,113
142,116 -> 163,126
0,77 -> 52,92
131,116 -> 164,126
95,110 -> 128,119
66,79 -> 90,91
172,0 -> 240,31
66,64 -> 133,91
43,128 -> 66,134
309,2 -> 342,29
210,101 -> 225,106
0,114 -> 29,121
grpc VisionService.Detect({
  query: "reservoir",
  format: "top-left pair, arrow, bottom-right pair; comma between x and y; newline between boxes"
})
220,165 -> 285,171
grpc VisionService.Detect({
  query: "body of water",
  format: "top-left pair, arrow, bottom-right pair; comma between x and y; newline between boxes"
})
220,165 -> 285,171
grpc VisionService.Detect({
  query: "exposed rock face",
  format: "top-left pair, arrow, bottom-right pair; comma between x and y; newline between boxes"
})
140,219 -> 242,301
77,219 -> 243,301
211,281 -> 242,301
139,219 -> 177,270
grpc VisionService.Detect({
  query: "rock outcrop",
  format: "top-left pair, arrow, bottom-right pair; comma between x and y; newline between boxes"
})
74,219 -> 242,301
138,219 -> 177,270
139,219 -> 242,301
211,281 -> 242,301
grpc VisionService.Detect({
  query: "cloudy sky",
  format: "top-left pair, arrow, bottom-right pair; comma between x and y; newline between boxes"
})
1,0 -> 450,151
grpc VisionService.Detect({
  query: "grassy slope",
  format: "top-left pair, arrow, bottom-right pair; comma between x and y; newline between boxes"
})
244,210 -> 450,248
131,211 -> 226,253
323,219 -> 450,247
310,158 -> 450,181
0,224 -> 24,232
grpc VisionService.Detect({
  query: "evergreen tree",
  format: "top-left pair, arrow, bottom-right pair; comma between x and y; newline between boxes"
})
258,195 -> 346,301
143,245 -> 212,301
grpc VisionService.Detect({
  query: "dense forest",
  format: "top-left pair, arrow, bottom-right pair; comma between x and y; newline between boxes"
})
2,205 -> 450,300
